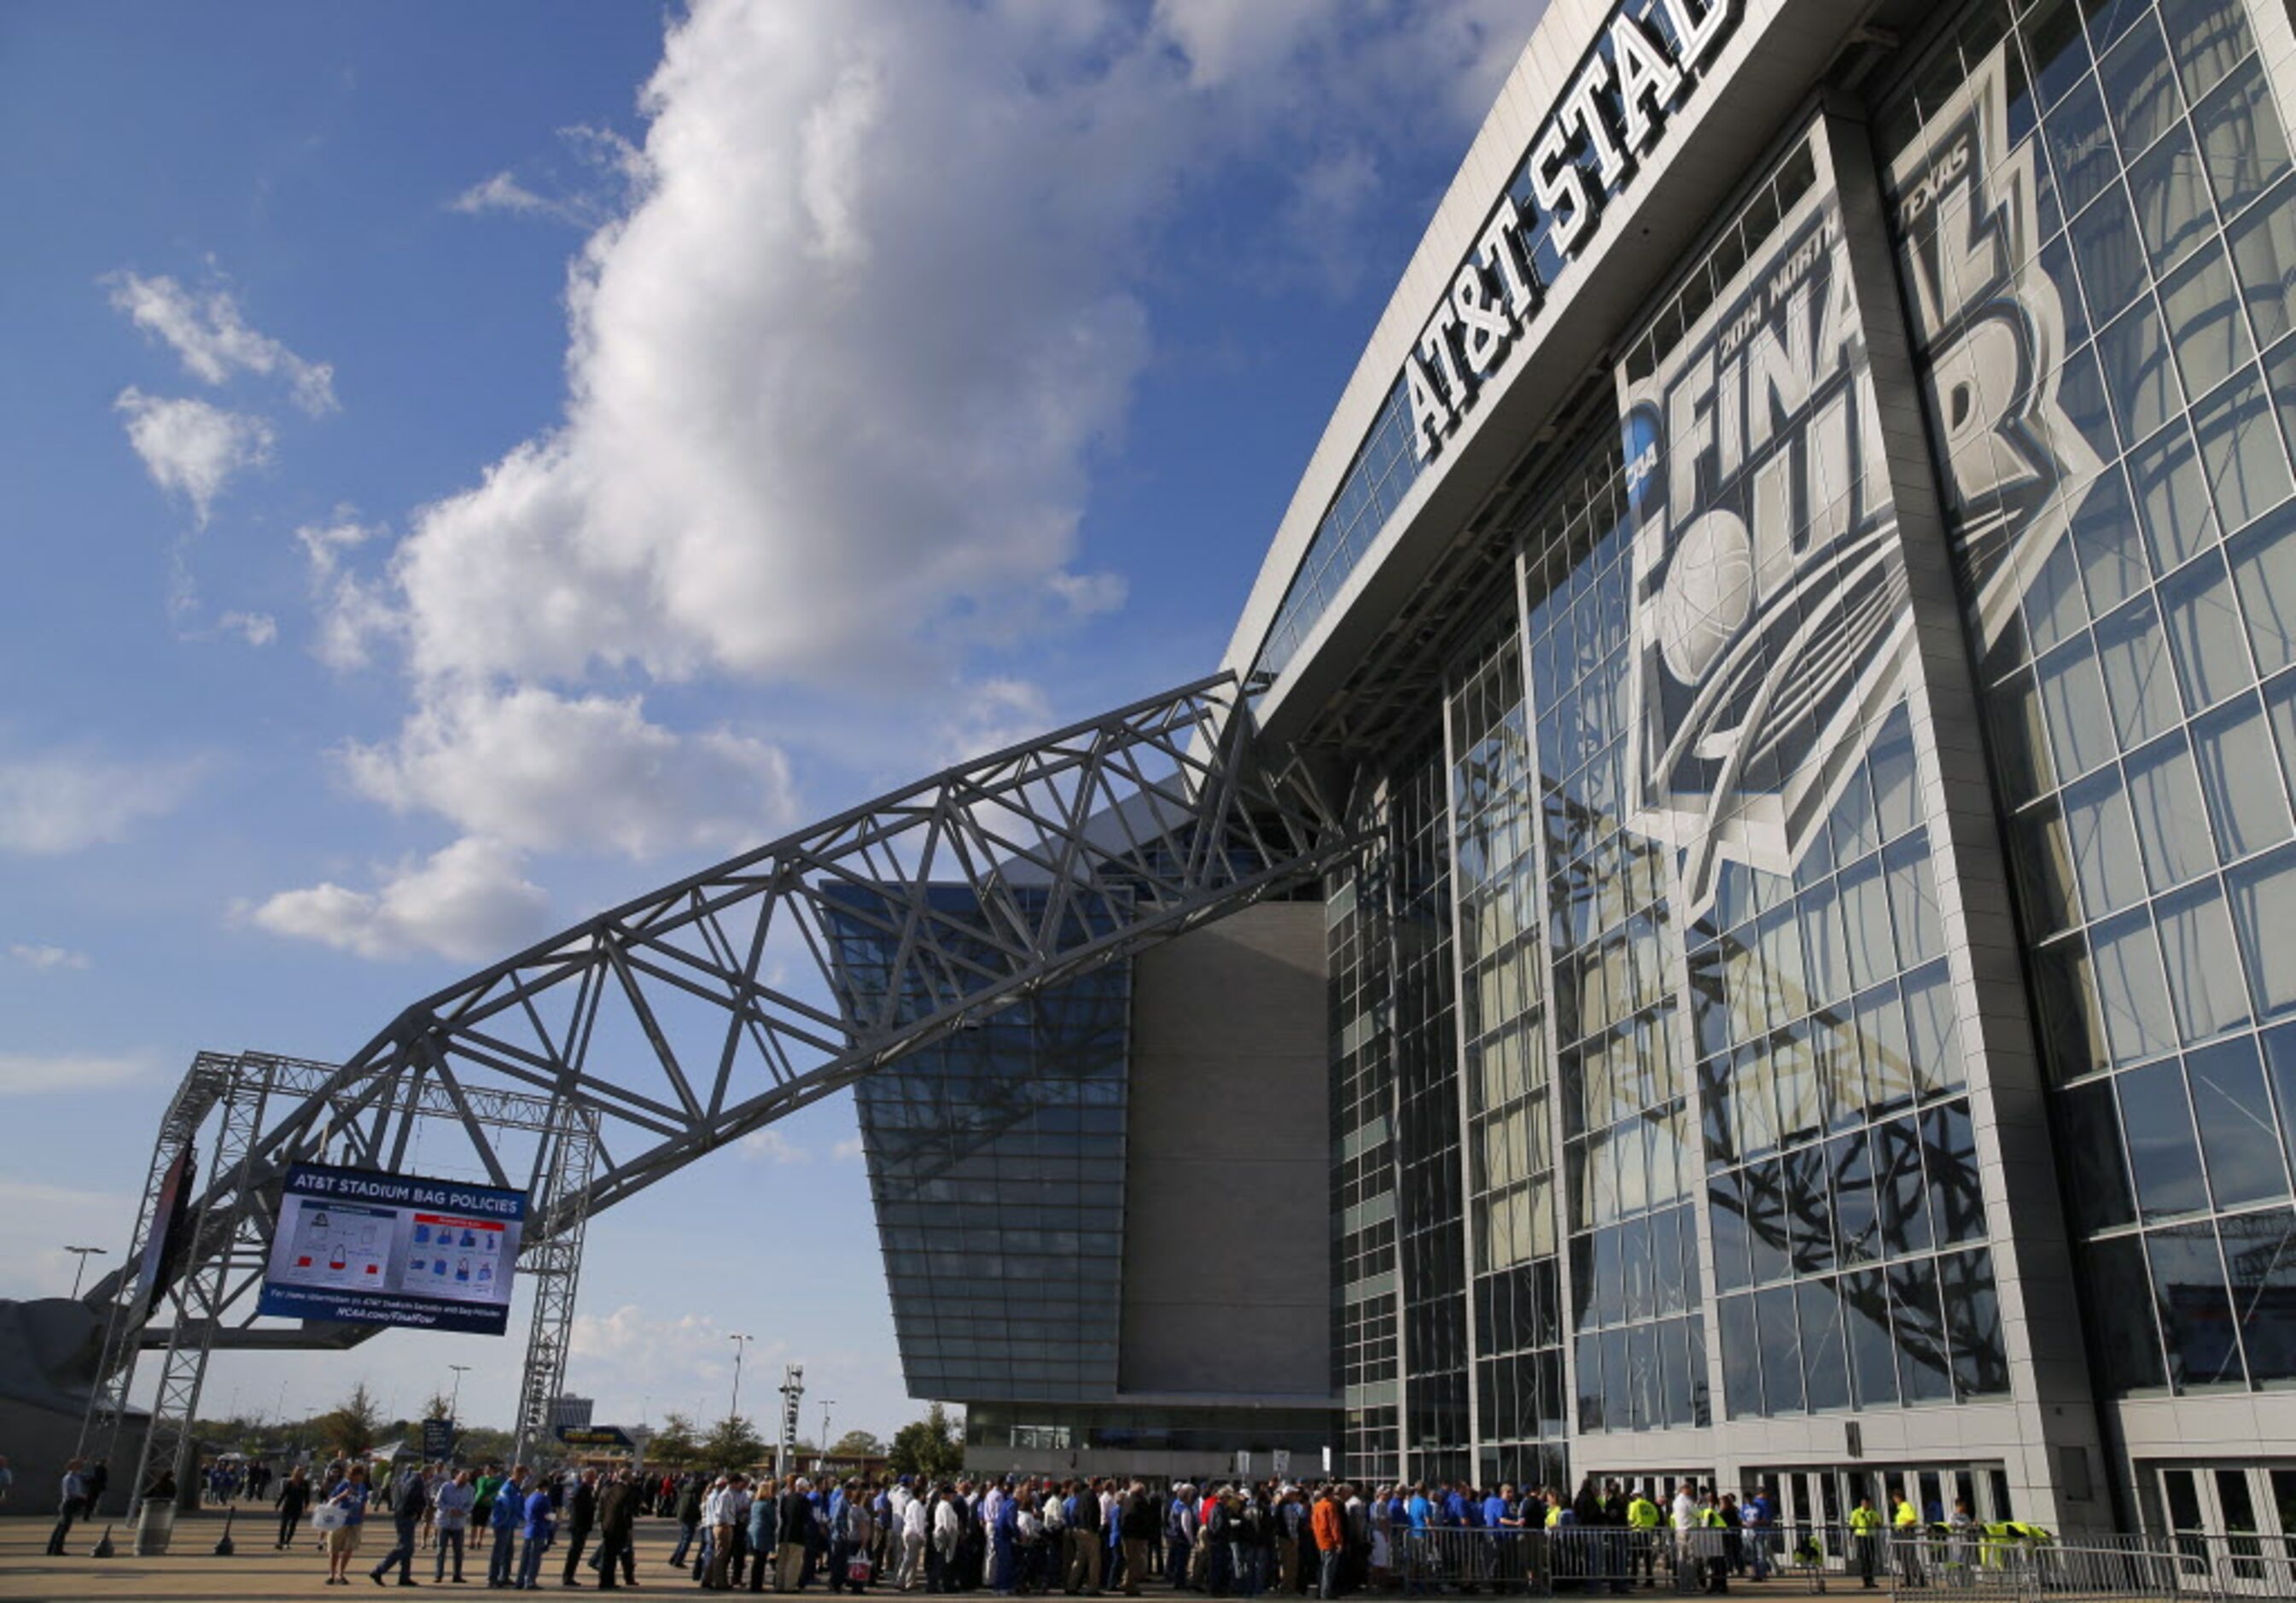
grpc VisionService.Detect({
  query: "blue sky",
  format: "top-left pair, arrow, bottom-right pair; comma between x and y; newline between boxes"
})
0,0 -> 1537,1442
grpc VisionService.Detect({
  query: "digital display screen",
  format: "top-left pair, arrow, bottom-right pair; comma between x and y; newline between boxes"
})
257,1163 -> 527,1336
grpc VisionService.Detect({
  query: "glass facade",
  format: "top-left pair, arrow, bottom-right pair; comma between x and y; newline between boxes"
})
1878,0 -> 2296,1401
830,885 -> 1130,1404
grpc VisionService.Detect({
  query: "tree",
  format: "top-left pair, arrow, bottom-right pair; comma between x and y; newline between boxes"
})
831,1429 -> 885,1458
421,1389 -> 455,1423
700,1414 -> 767,1472
316,1383 -> 385,1459
649,1412 -> 700,1470
887,1403 -> 963,1481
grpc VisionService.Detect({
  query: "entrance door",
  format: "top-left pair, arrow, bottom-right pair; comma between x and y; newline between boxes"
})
2156,1466 -> 2296,1595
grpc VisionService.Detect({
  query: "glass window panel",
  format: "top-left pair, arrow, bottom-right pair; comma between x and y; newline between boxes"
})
1842,1266 -> 1899,1408
1748,1157 -> 1791,1285
2013,799 -> 2084,931
1710,1169 -> 1751,1292
1718,1291 -> 1762,1420
2129,125 -> 2215,274
1840,853 -> 1897,991
1878,1114 -> 1935,1256
2162,248 -> 2256,401
1833,1128 -> 1880,1266
1800,1274 -> 1851,1411
1602,1326 -> 1631,1431
2098,15 -> 2182,152
1736,1041 -> 1780,1160
2063,765 -> 2150,914
1871,712 -> 1921,839
2194,694 -> 2295,858
2045,70 -> 2115,212
2124,732 -> 2216,889
2035,931 -> 2112,1081
1942,1247 -> 2013,1398
1831,761 -> 1882,860
2071,465 -> 2153,614
2195,61 -> 2294,217
2060,339 -> 2120,460
2228,841 -> 2296,1018
2096,594 -> 2186,749
1888,1255 -> 1955,1403
1787,1140 -> 1833,1274
1926,1099 -> 1987,1245
2229,175 -> 2296,347
2220,1205 -> 2296,1383
2131,421 -> 2222,569
2121,1056 -> 2211,1215
2025,530 -> 2093,652
2148,1221 -> 2246,1388
2187,1035 -> 2290,1205
2061,1075 -> 2139,1231
1859,982 -> 1916,1110
1576,1329 -> 1605,1431
1903,960 -> 1967,1097
2164,550 -> 2257,711
1818,1011 -> 1867,1132
1802,881 -> 1850,1005
2072,186 -> 2151,319
2155,877 -> 2252,1040
2087,1232 -> 2169,1390
2103,296 -> 2167,436
2038,632 -> 2118,778
2196,370 -> 2295,533
1757,1284 -> 1807,1415
1884,835 -> 1944,966
2157,0 -> 2253,102
1991,668 -> 2057,802
2229,504 -> 2296,676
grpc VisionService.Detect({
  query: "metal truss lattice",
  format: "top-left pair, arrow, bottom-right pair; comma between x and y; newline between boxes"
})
88,673 -> 1350,1352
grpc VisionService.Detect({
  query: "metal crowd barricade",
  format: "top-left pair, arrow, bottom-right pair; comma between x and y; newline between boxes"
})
1396,1523 -> 2296,1600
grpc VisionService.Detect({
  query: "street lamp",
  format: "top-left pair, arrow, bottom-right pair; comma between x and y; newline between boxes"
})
819,1400 -> 836,1460
63,1245 -> 107,1299
727,1333 -> 755,1422
447,1364 -> 471,1421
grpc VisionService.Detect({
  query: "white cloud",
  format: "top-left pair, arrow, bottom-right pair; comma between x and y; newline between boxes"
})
114,388 -> 274,527
107,271 -> 337,415
0,749 -> 198,854
737,1128 -> 812,1165
932,677 -> 1058,767
296,516 -> 403,670
342,685 -> 799,860
244,836 -> 551,961
831,1135 -> 866,1163
8,943 -> 90,971
219,609 -> 277,647
451,126 -> 643,228
0,1051 -> 156,1096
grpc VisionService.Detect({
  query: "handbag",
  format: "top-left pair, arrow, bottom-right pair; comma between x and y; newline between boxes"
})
848,1556 -> 874,1583
314,1504 -> 349,1532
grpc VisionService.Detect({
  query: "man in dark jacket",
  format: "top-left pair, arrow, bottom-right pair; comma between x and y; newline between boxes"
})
562,1468 -> 601,1586
780,1478 -> 818,1591
595,1471 -> 638,1591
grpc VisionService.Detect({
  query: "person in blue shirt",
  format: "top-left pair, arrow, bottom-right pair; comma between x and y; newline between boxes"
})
1482,1487 -> 1512,1531
992,1489 -> 1020,1595
518,1479 -> 557,1590
322,1462 -> 370,1588
1403,1487 -> 1431,1532
1443,1485 -> 1473,1529
487,1466 -> 528,1589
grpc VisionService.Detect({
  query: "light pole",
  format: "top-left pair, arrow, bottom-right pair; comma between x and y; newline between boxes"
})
727,1333 -> 755,1423
63,1245 -> 107,1299
448,1364 -> 471,1421
819,1400 -> 836,1460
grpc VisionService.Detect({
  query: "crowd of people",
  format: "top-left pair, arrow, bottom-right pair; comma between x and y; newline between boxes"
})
239,1462 -> 1973,1595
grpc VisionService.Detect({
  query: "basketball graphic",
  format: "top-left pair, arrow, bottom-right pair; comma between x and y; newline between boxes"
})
1655,507 -> 1755,685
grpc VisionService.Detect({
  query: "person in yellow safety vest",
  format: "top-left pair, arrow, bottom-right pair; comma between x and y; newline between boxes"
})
1846,1498 -> 1884,1589
1626,1492 -> 1660,1589
1892,1495 -> 1925,1587
1696,1500 -> 1730,1594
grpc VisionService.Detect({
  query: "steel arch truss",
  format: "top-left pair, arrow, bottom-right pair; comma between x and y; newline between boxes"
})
111,673 -> 1349,1335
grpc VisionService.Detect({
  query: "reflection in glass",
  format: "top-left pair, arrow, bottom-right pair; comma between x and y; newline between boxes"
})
1941,1248 -> 2013,1398
2095,595 -> 2184,749
2165,551 -> 2254,713
2148,1221 -> 2244,1388
2121,1058 -> 2211,1215
2060,1076 -> 2139,1233
1843,1267 -> 1899,1408
2228,843 -> 2296,1018
2220,1206 -> 2296,1382
2193,694 -> 2294,859
2124,734 -> 2214,889
1757,1285 -> 1806,1415
2228,505 -> 2296,676
2131,423 -> 2220,571
2153,878 -> 2250,1040
1887,1255 -> 1954,1402
2087,1233 -> 2169,1390
2185,1035 -> 2290,1205
2159,248 -> 2254,399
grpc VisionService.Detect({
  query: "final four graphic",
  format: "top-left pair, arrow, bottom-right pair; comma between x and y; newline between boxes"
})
1619,144 -> 1914,918
1884,42 -> 2101,655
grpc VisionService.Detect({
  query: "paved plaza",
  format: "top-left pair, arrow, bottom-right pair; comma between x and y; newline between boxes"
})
0,1510 -> 686,1601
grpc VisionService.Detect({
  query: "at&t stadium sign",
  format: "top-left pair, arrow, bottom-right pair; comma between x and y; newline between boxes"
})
1401,0 -> 1741,462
